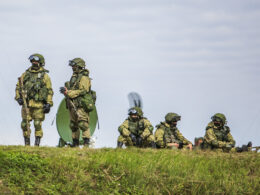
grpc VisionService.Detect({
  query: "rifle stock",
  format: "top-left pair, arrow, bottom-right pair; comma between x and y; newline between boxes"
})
18,77 -> 30,131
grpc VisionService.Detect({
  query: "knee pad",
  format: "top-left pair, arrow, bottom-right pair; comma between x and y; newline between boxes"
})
21,120 -> 29,131
70,122 -> 78,132
78,121 -> 88,131
34,120 -> 42,131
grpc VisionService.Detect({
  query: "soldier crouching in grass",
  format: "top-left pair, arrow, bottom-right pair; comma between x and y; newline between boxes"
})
202,113 -> 236,152
117,107 -> 156,148
155,113 -> 192,150
15,54 -> 53,146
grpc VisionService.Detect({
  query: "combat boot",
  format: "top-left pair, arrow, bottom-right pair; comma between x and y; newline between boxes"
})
83,138 -> 90,147
117,141 -> 123,148
34,136 -> 41,146
24,137 -> 30,146
150,141 -> 157,149
72,139 -> 79,147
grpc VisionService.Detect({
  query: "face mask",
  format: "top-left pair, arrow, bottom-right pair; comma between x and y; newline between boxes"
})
214,122 -> 222,127
31,62 -> 40,70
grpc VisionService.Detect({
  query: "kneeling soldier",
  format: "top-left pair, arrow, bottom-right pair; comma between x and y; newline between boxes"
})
203,113 -> 235,152
117,107 -> 156,148
155,113 -> 192,150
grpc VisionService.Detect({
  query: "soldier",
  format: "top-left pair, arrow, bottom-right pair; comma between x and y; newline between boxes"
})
155,113 -> 192,150
60,58 -> 93,147
15,54 -> 53,146
117,107 -> 156,148
203,113 -> 235,152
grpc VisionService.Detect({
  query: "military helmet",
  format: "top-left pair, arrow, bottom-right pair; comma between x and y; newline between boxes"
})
69,58 -> 86,68
211,113 -> 226,124
29,53 -> 45,66
165,112 -> 181,123
128,107 -> 143,117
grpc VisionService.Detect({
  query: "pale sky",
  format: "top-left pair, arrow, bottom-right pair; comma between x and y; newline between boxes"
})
0,0 -> 260,147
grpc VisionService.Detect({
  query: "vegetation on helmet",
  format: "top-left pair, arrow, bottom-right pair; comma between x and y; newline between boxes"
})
211,113 -> 226,124
69,58 -> 86,68
29,53 -> 45,66
128,107 -> 143,117
165,113 -> 181,124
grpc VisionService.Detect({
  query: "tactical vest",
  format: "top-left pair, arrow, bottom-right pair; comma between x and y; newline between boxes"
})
157,123 -> 180,144
67,70 -> 96,111
23,69 -> 48,102
128,118 -> 146,136
206,124 -> 230,142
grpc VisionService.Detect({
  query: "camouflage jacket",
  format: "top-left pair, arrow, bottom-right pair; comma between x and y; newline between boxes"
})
203,122 -> 235,149
65,69 -> 91,109
155,122 -> 191,148
118,117 -> 154,139
15,66 -> 53,108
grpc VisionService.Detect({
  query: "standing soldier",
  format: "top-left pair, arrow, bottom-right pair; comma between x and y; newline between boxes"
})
60,58 -> 93,147
155,113 -> 192,150
203,113 -> 235,152
117,107 -> 156,148
15,54 -> 53,146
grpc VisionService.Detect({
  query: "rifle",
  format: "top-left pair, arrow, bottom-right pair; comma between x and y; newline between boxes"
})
18,77 -> 30,131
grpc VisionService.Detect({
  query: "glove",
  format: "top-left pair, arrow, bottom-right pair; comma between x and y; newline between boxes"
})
129,133 -> 137,144
136,137 -> 143,147
17,98 -> 24,106
60,87 -> 67,94
43,104 -> 51,113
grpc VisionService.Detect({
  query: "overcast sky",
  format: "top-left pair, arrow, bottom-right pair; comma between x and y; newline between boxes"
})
0,0 -> 260,147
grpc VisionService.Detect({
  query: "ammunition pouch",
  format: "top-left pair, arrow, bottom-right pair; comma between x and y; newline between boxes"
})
81,90 -> 96,112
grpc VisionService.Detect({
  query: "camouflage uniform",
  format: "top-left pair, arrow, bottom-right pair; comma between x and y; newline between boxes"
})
62,58 -> 92,147
117,107 -> 155,148
203,113 -> 235,152
155,113 -> 192,149
15,54 -> 53,146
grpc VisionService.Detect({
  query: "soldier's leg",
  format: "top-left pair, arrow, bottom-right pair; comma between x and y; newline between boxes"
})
117,135 -> 125,148
21,119 -> 31,146
21,107 -> 32,146
70,121 -> 80,147
78,121 -> 90,147
32,108 -> 45,146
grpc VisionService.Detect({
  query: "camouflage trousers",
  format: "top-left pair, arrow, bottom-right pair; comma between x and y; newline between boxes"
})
69,107 -> 90,139
21,106 -> 45,138
117,134 -> 155,147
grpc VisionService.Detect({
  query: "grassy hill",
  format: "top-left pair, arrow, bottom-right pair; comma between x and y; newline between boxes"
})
0,146 -> 259,194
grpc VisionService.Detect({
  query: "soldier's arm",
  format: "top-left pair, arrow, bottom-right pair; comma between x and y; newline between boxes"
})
175,130 -> 192,145
118,120 -> 131,137
67,76 -> 91,99
155,128 -> 165,148
226,133 -> 236,147
204,128 -> 221,147
15,73 -> 25,100
44,74 -> 54,106
141,119 -> 154,139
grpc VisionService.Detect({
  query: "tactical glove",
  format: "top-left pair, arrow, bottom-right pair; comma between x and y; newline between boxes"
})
60,87 -> 66,94
43,104 -> 51,113
130,133 -> 137,144
17,98 -> 24,106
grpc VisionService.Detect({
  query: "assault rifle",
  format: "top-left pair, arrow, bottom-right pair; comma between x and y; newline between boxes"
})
236,142 -> 260,152
18,77 -> 30,131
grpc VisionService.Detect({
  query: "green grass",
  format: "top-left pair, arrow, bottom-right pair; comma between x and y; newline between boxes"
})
0,146 -> 259,194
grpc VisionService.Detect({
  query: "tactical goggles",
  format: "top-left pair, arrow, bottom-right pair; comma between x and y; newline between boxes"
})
29,55 -> 40,62
69,60 -> 77,66
211,116 -> 222,122
128,108 -> 138,115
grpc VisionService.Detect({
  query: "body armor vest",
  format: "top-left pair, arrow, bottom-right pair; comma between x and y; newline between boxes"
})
213,126 -> 230,142
128,119 -> 145,135
158,123 -> 180,144
23,70 -> 48,102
